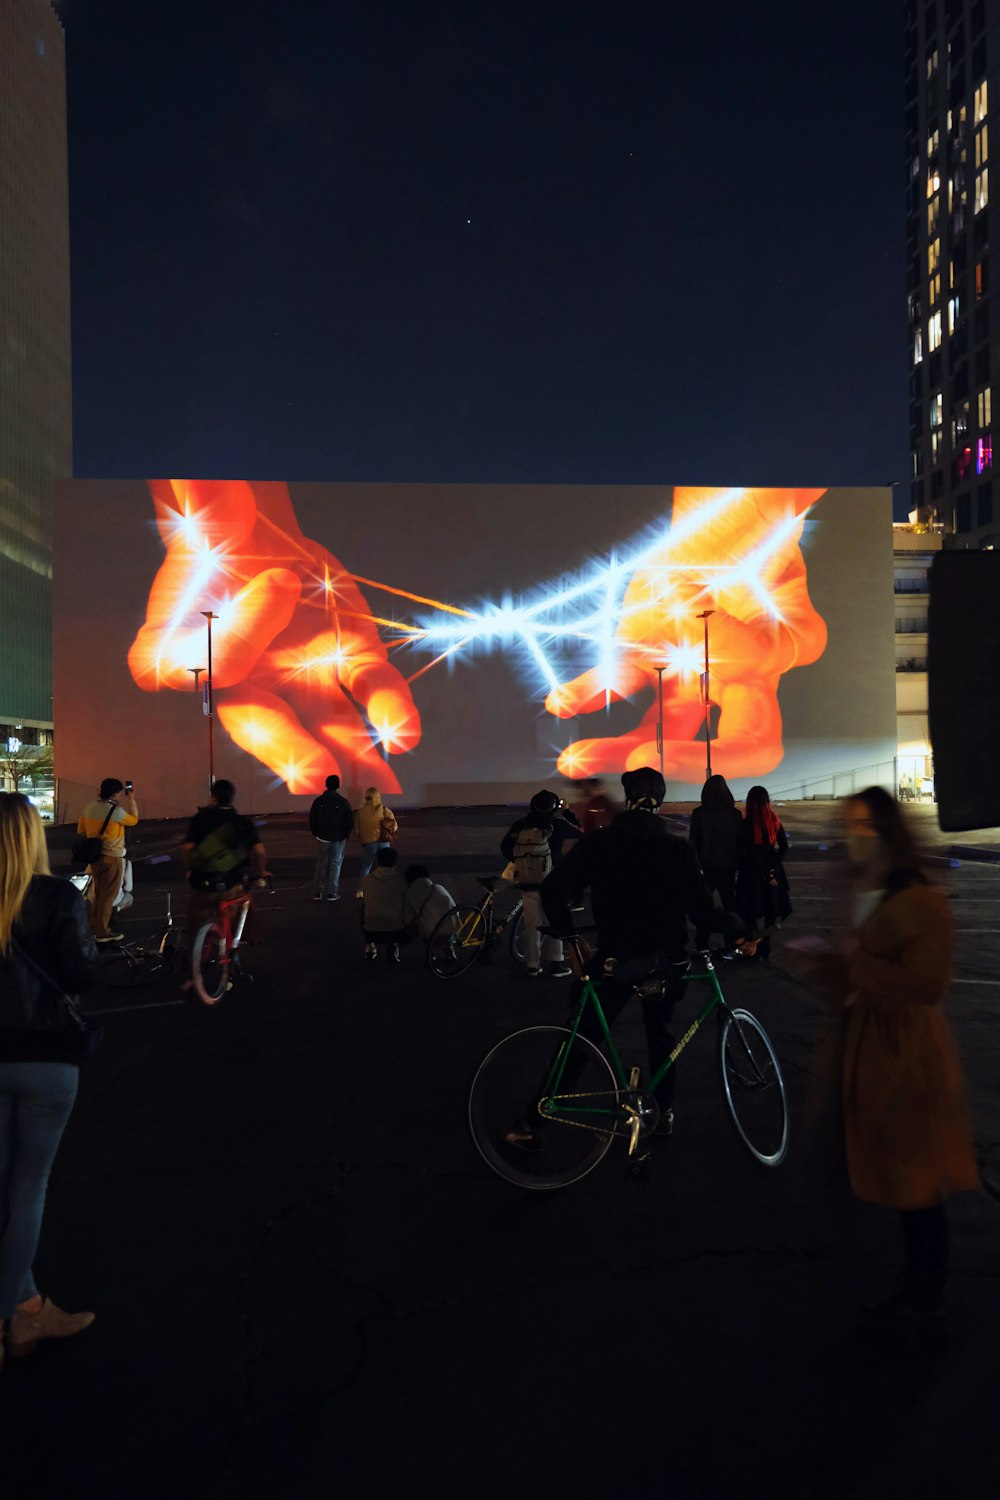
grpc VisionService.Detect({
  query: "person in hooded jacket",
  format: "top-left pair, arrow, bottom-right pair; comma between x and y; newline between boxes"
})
360,847 -> 409,962
688,774 -> 743,949
511,767 -> 748,1150
0,793 -> 98,1370
501,791 -> 579,978
402,865 -> 457,941
353,787 -> 398,897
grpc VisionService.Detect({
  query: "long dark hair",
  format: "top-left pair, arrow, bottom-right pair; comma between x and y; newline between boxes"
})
846,785 -> 927,894
745,785 -> 781,846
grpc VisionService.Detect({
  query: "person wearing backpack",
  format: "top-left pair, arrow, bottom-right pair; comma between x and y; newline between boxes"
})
501,790 -> 579,977
181,781 -> 268,973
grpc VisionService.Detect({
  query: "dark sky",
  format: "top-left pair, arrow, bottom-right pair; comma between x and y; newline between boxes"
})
64,0 -> 910,512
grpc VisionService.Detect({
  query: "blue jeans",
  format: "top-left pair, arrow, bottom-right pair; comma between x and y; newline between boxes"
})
313,839 -> 347,896
360,841 -> 389,879
0,1061 -> 79,1318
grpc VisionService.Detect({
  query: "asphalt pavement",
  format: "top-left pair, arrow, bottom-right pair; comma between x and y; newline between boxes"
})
3,803 -> 999,1499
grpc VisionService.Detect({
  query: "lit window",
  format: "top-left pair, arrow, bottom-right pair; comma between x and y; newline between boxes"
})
929,272 -> 941,305
975,81 -> 988,126
954,401 -> 970,441
926,47 -> 938,80
976,261 -> 988,298
914,327 -> 924,365
976,123 -> 989,168
929,311 -> 943,350
979,388 -> 992,428
948,294 -> 961,334
930,393 -> 943,428
928,128 -> 940,156
927,197 -> 940,235
975,168 -> 989,213
912,451 -> 921,476
977,435 -> 993,474
928,238 -> 941,274
932,430 -> 942,462
927,166 -> 941,198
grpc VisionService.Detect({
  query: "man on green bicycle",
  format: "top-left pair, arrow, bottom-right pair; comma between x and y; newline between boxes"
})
513,766 -> 748,1147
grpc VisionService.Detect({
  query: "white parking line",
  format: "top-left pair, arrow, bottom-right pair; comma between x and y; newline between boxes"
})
87,999 -> 186,1016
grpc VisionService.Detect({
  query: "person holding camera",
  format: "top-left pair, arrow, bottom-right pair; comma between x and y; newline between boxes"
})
75,778 -> 139,943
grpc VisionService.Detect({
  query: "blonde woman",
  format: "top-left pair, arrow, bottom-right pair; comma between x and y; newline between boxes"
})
0,793 -> 98,1370
353,787 -> 398,898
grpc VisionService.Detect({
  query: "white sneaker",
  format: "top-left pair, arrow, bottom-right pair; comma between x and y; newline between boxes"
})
526,965 -> 541,978
355,889 -> 364,899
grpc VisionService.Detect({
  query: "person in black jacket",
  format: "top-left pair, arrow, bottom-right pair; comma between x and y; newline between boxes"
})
735,784 -> 791,961
508,767 -> 748,1149
689,775 -> 743,949
0,793 -> 99,1368
308,774 -> 354,902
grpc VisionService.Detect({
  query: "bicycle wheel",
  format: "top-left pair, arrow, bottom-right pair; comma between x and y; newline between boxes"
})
191,921 -> 229,1005
718,1008 -> 789,1167
427,904 -> 489,979
102,938 -> 177,989
508,906 -> 526,964
469,1026 -> 620,1190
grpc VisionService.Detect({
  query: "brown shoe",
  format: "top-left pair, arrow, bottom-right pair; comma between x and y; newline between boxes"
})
8,1297 -> 95,1358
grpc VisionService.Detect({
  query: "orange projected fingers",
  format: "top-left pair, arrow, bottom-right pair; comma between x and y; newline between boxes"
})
364,688 -> 421,755
209,569 -> 302,686
218,690 -> 339,795
149,479 -> 259,552
544,663 -> 648,720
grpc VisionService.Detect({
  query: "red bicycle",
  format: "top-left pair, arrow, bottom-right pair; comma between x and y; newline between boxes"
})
191,877 -> 271,1006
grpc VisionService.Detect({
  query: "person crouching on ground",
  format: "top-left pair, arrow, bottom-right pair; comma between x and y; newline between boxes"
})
403,865 -> 457,941
0,792 -> 98,1370
361,847 -> 408,962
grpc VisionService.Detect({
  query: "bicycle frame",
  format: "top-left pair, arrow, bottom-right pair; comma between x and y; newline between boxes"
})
216,890 -> 253,958
540,955 -> 728,1122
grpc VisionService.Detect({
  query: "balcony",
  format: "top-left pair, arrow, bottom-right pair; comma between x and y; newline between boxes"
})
896,658 -> 928,672
893,578 -> 930,593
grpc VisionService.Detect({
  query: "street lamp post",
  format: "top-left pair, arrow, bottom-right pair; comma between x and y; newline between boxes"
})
696,609 -> 715,782
653,663 -> 666,781
201,612 -> 218,796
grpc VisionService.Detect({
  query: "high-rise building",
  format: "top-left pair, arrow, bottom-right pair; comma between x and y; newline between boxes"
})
906,0 -> 998,546
0,0 -> 71,732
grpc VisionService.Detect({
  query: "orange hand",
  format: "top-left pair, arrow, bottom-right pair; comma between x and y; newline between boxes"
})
129,480 -> 422,794
550,487 -> 827,780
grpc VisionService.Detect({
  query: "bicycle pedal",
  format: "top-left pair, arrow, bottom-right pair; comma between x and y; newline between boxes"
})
625,1151 -> 652,1185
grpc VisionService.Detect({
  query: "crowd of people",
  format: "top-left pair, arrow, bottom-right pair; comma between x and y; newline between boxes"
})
0,765 -> 984,1369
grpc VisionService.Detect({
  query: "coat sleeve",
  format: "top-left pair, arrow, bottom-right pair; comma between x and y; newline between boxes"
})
308,798 -> 319,837
680,842 -> 746,943
540,836 -> 592,933
848,888 -> 953,1006
500,821 -> 520,863
48,885 -> 99,995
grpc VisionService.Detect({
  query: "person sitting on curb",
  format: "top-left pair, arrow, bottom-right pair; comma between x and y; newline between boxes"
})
360,847 -> 408,963
403,865 -> 457,941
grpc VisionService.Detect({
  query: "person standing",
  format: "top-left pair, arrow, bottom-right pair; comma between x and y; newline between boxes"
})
735,784 -> 790,960
353,788 -> 398,897
308,775 -> 353,902
501,790 -> 578,977
688,775 -> 743,950
76,778 -> 139,943
0,793 -> 98,1368
839,787 -> 979,1346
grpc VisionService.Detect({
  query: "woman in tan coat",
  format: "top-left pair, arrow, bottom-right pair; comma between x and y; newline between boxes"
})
353,788 -> 398,897
841,786 -> 978,1340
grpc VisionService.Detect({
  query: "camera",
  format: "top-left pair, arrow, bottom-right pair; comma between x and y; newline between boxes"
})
124,780 -> 133,794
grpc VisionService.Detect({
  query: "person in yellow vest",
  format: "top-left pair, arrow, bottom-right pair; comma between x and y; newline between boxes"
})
76,779 -> 138,942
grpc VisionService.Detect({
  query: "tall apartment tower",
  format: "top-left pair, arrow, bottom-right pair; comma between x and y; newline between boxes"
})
0,0 -> 71,730
907,0 -> 999,544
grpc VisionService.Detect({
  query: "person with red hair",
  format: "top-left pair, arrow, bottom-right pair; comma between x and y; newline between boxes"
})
735,785 -> 791,960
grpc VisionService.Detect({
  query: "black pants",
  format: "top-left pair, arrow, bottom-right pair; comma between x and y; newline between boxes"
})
694,867 -> 737,950
900,1204 -> 949,1307
560,951 -> 687,1111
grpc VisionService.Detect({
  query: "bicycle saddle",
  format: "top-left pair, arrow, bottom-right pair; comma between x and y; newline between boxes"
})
477,876 -> 502,892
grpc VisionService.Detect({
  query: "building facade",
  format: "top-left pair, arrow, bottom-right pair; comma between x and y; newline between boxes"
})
893,520 -> 942,797
0,0 -> 71,734
907,0 -> 998,545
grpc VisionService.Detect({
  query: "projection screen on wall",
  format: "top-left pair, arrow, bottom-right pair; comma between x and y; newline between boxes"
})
52,481 -> 897,820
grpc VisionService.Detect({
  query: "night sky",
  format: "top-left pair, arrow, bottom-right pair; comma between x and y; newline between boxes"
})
64,0 -> 910,512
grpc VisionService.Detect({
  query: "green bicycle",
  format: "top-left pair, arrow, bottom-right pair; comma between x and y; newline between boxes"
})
468,932 -> 789,1190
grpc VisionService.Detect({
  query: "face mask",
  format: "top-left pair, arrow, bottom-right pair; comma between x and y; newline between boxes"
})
846,833 -> 879,866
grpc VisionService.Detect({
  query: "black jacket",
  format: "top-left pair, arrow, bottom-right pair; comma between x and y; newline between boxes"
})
689,803 -> 742,871
309,790 -> 354,842
541,810 -> 744,960
0,876 -> 98,1064
736,821 -> 792,927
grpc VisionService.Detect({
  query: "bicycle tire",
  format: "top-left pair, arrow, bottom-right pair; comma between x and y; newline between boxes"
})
508,906 -> 526,964
191,921 -> 229,1006
102,939 -> 177,989
469,1026 -> 620,1190
427,904 -> 489,979
718,1008 -> 789,1167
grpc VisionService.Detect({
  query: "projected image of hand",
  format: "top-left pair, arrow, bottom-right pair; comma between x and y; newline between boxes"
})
545,487 -> 828,782
127,480 -> 421,794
